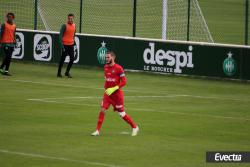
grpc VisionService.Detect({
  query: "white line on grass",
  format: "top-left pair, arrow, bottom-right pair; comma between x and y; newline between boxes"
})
0,79 -> 103,90
27,98 -> 250,121
119,132 -> 130,135
28,98 -> 146,110
1,78 -> 249,102
0,79 -> 138,92
2,78 -> 249,120
151,110 -> 250,121
27,94 -> 250,103
28,99 -> 99,107
27,95 -> 185,101
0,149 -> 123,167
179,94 -> 250,102
27,99 -> 160,111
128,108 -> 250,121
28,96 -> 102,101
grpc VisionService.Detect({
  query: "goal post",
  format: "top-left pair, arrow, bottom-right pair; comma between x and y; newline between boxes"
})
162,0 -> 167,40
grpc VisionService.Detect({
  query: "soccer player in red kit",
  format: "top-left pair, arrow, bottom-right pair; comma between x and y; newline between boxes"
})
91,51 -> 139,136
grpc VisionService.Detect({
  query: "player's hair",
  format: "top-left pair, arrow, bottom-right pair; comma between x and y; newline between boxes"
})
6,12 -> 15,19
107,51 -> 116,58
68,13 -> 74,17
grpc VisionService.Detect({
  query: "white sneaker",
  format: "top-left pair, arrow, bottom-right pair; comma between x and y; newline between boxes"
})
132,126 -> 139,136
91,130 -> 100,136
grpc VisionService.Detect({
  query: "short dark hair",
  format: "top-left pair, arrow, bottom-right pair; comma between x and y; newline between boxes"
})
7,12 -> 15,19
107,51 -> 116,58
68,13 -> 74,17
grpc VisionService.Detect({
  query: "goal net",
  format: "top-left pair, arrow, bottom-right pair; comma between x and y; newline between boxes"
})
0,0 -> 34,29
166,0 -> 214,42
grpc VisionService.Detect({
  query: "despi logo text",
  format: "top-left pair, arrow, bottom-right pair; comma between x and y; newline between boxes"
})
143,43 -> 194,73
33,34 -> 52,61
12,32 -> 24,59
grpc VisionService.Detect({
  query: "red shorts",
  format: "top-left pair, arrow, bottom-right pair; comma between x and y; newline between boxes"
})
101,90 -> 124,112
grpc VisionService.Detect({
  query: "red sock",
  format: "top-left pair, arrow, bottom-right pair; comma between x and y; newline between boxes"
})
96,112 -> 105,131
123,114 -> 137,128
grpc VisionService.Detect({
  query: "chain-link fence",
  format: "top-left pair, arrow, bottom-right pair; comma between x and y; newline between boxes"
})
0,0 -> 249,45
0,0 -> 35,29
83,0 -> 133,37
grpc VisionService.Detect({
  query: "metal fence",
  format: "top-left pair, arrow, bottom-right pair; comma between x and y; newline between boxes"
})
0,0 -> 249,45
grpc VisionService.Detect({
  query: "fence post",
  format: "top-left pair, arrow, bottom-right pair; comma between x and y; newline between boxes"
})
133,0 -> 137,37
187,0 -> 191,41
79,0 -> 83,33
245,0 -> 249,45
34,0 -> 38,30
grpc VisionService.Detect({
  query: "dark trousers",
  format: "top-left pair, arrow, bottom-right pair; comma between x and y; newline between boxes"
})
57,45 -> 74,75
0,46 -> 14,71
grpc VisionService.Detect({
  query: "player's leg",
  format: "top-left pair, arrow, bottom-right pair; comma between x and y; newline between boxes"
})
65,45 -> 74,78
91,107 -> 106,136
0,57 -> 4,71
0,46 -> 8,72
1,46 -> 13,76
117,109 -> 137,128
0,56 -> 6,73
91,94 -> 110,136
57,45 -> 67,77
3,46 -> 14,75
119,111 -> 139,136
114,91 -> 139,136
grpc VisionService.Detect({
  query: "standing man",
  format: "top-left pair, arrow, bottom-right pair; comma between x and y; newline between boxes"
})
91,51 -> 139,136
0,12 -> 16,76
57,13 -> 76,78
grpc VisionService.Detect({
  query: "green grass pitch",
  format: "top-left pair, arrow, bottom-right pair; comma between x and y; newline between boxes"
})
0,62 -> 249,167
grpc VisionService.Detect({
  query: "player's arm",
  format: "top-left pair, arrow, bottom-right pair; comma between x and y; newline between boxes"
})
59,24 -> 66,49
118,72 -> 126,88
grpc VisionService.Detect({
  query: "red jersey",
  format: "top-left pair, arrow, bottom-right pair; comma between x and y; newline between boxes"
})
104,63 -> 126,89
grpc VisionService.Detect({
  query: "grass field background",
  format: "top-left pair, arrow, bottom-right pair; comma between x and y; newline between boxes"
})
0,0 -> 249,44
0,62 -> 249,167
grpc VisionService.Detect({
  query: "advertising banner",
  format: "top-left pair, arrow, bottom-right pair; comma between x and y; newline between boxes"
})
12,29 -> 250,80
